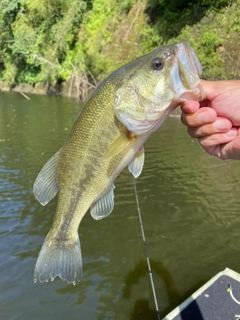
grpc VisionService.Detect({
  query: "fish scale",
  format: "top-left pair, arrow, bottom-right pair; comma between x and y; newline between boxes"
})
33,41 -> 204,284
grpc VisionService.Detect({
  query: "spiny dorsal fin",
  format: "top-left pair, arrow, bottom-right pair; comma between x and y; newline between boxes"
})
128,146 -> 145,178
33,149 -> 61,206
90,186 -> 115,220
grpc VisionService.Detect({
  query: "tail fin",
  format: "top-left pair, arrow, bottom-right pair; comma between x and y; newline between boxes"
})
33,236 -> 82,285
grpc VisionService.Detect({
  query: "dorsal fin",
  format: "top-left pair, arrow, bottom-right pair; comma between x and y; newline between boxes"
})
33,149 -> 61,206
128,146 -> 145,178
90,186 -> 115,220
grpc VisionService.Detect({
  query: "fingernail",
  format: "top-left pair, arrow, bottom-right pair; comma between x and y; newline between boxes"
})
213,119 -> 231,131
223,129 -> 237,137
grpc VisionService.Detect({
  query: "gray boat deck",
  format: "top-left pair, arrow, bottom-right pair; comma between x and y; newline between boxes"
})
163,268 -> 240,320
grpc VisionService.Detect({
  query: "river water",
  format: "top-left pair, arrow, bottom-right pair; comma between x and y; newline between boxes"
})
0,91 -> 240,320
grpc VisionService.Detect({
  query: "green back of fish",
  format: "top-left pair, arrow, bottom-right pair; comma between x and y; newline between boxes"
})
33,41 -> 204,284
53,75 -> 141,236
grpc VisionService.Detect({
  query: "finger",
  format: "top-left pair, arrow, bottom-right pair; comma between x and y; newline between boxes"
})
180,100 -> 200,114
201,80 -> 240,126
181,107 -> 217,127
202,135 -> 240,161
187,117 -> 232,138
218,129 -> 240,160
198,128 -> 237,149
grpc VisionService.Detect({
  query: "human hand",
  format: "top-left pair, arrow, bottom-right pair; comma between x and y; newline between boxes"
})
181,80 -> 240,160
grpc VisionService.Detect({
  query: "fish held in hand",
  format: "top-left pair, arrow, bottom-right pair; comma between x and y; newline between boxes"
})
33,41 -> 204,285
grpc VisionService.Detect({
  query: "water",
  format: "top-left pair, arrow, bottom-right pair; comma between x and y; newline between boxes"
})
1,91 -> 240,320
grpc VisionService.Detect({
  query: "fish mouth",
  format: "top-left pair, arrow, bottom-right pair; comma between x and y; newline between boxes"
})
176,41 -> 202,77
170,41 -> 205,102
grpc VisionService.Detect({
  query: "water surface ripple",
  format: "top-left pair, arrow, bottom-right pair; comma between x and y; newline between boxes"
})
1,92 -> 240,319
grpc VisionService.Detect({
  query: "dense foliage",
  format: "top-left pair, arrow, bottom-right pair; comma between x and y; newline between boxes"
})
0,0 -> 239,96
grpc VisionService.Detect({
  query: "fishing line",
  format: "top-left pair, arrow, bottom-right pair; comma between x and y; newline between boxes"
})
133,177 -> 161,320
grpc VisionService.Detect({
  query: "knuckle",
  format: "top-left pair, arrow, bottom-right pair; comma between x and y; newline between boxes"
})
181,113 -> 187,126
198,136 -> 210,148
218,154 -> 228,160
217,150 -> 228,160
187,127 -> 198,138
181,113 -> 196,127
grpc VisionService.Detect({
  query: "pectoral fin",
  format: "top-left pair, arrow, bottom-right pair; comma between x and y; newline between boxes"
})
90,186 -> 115,220
33,149 -> 61,206
128,146 -> 145,178
105,133 -> 130,158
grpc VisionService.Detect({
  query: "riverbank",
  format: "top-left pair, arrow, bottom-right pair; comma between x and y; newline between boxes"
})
0,80 -> 95,99
1,0 -> 239,100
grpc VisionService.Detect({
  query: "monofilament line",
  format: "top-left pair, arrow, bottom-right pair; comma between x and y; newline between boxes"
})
133,177 -> 161,320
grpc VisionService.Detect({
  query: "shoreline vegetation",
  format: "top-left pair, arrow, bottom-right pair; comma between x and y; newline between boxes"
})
0,0 -> 239,99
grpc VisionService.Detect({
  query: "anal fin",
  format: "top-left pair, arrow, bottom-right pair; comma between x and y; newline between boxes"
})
90,186 -> 115,220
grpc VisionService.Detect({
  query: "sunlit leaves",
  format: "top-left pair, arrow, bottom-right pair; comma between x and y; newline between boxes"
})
0,0 -> 237,88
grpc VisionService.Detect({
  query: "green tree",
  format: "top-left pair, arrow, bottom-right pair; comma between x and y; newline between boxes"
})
0,0 -> 238,96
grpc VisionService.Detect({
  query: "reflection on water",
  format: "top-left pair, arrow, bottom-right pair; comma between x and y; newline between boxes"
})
1,92 -> 240,319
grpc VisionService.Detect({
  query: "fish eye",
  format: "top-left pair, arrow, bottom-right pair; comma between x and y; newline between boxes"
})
151,58 -> 164,71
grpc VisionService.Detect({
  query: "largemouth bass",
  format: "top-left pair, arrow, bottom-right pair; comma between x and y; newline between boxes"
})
33,41 -> 204,284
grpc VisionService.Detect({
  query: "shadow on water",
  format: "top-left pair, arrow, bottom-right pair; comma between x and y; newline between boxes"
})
123,260 -> 180,301
130,299 -> 157,319
123,260 -> 207,319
